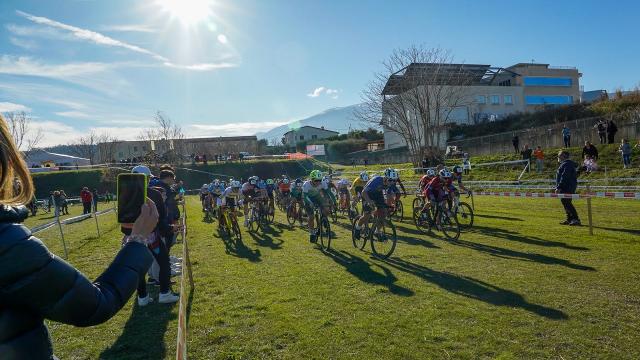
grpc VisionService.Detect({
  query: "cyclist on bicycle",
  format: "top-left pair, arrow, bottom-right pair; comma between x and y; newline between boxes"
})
336,177 -> 351,208
450,165 -> 471,196
351,171 -> 368,208
208,179 -> 222,212
322,175 -> 337,209
200,183 -> 209,211
290,178 -> 304,208
278,176 -> 292,208
303,170 -> 329,243
353,168 -> 398,240
418,169 -> 436,193
420,169 -> 450,225
385,169 -> 406,207
220,180 -> 243,216
265,179 -> 276,214
241,176 -> 259,226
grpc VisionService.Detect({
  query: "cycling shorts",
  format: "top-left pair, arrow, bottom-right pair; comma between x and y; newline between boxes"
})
225,198 -> 237,208
354,186 -> 363,195
339,188 -> 349,195
362,191 -> 386,212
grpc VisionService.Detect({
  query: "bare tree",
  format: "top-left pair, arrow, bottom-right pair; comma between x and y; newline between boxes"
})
4,111 -> 44,152
69,131 -> 99,164
140,111 -> 185,163
354,46 -> 474,165
96,133 -> 120,164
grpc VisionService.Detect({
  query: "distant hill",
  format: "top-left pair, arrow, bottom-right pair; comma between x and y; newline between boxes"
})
256,104 -> 371,143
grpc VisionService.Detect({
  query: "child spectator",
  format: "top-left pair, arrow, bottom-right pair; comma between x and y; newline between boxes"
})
583,155 -> 598,173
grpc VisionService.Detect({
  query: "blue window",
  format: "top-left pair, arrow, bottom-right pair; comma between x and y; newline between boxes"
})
524,77 -> 572,87
525,95 -> 573,105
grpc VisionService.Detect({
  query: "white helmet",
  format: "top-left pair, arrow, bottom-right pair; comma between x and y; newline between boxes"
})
283,178 -> 290,184
439,169 -> 452,178
132,165 -> 152,176
359,171 -> 369,181
384,168 -> 399,180
322,176 -> 330,186
231,180 -> 241,188
426,169 -> 436,177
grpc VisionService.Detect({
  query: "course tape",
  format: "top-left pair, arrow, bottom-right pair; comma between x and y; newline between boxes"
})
30,220 -> 58,234
472,191 -> 640,200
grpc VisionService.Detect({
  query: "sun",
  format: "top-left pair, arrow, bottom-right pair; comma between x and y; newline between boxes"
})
156,0 -> 213,25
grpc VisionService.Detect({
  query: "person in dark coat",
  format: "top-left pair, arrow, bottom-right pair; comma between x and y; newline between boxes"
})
0,114 -> 158,360
607,120 -> 618,144
80,187 -> 92,214
512,135 -> 519,154
595,120 -> 607,144
555,150 -> 581,225
581,141 -> 599,161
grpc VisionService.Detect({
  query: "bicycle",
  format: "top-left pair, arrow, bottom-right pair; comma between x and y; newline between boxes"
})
351,207 -> 397,259
338,191 -> 359,220
219,206 -> 242,241
286,200 -> 307,227
387,194 -> 404,222
450,192 -> 474,228
311,205 -> 332,251
247,200 -> 268,232
413,200 -> 460,241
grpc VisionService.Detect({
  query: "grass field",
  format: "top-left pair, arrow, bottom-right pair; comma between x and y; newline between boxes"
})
42,194 -> 640,359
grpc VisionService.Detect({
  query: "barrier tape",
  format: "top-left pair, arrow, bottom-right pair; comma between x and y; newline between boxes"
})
472,191 -> 640,200
30,220 -> 58,234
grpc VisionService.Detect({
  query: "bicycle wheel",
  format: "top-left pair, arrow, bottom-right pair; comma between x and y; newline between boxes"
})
413,207 -> 432,234
267,205 -> 275,224
392,200 -> 404,222
331,207 -> 338,224
249,209 -> 258,232
286,204 -> 297,226
455,202 -> 474,228
440,210 -> 461,241
319,216 -> 332,251
351,216 -> 367,250
370,218 -> 397,259
230,214 -> 242,241
412,197 -> 424,211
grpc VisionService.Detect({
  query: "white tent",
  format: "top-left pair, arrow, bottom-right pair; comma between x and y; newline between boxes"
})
25,149 -> 91,171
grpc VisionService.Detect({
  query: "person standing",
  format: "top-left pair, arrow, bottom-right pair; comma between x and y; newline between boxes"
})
520,144 -> 533,172
462,154 -> 471,175
619,139 -> 632,168
92,188 -> 99,212
512,134 -> 519,154
555,150 -> 581,226
595,120 -> 607,144
533,146 -> 545,173
561,125 -> 571,148
581,141 -> 598,160
607,120 -> 618,144
421,157 -> 428,173
80,187 -> 92,214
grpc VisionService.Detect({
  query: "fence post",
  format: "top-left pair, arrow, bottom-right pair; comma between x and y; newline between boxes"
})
56,212 -> 68,259
93,207 -> 101,237
586,185 -> 594,235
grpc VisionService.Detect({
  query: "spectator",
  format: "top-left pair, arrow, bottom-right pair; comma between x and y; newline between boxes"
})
520,144 -> 532,172
92,188 -> 99,212
0,115 -> 157,359
351,158 -> 356,168
80,186 -> 93,214
607,120 -> 618,144
595,119 -> 607,144
619,139 -> 632,168
533,146 -> 544,173
581,141 -> 599,161
512,134 -> 519,154
53,190 -> 62,215
583,155 -> 598,173
562,125 -> 571,148
462,156 -> 471,175
155,166 -> 180,250
421,157 -> 428,173
555,150 -> 581,226
60,190 -> 69,215
364,158 -> 369,166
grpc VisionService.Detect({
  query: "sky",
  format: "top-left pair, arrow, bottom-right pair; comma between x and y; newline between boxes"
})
0,0 -> 639,147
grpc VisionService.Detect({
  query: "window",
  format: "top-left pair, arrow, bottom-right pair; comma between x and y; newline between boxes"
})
118,152 -> 124,158
142,146 -> 147,151
504,95 -> 514,105
476,95 -> 486,104
490,95 -> 500,105
299,135 -> 304,140
312,135 -> 317,140
523,77 -> 572,87
133,146 -> 138,152
525,95 -> 573,105
499,79 -> 511,86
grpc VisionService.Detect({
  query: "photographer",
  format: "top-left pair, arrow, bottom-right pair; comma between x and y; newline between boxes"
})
0,114 -> 158,359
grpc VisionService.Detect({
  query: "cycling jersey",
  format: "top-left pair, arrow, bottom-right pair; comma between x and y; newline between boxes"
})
221,187 -> 243,207
291,186 -> 303,200
278,182 -> 291,192
241,182 -> 258,198
419,175 -> 434,191
266,184 -> 275,197
351,178 -> 366,195
362,176 -> 386,211
424,177 -> 447,202
303,180 -> 324,204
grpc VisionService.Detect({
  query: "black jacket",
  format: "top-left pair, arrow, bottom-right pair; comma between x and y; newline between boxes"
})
581,145 -> 598,160
0,205 -> 152,359
556,160 -> 578,194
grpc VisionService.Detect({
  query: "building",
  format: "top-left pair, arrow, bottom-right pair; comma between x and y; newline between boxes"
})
282,126 -> 339,148
24,149 -> 90,171
382,62 -> 581,150
97,136 -> 259,163
581,89 -> 608,103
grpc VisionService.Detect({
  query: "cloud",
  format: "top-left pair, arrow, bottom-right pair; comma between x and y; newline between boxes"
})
217,34 -> 228,44
9,37 -> 38,50
0,101 -> 31,112
100,24 -> 157,33
187,121 -> 289,137
55,110 -> 91,118
307,86 -> 340,99
15,10 -> 238,71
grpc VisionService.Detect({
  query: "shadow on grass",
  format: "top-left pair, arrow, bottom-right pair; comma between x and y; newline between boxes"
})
248,230 -> 284,250
394,224 -> 441,249
593,226 -> 640,236
471,225 -> 589,251
451,239 -> 595,271
99,291 -> 177,359
378,257 -> 568,320
475,213 -> 524,222
324,249 -> 414,297
221,232 -> 261,262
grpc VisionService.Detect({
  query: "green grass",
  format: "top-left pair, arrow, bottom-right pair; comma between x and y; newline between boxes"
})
44,194 -> 640,359
24,201 -> 114,229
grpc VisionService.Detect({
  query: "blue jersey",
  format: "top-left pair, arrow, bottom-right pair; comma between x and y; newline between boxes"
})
363,176 -> 385,196
266,184 -> 275,195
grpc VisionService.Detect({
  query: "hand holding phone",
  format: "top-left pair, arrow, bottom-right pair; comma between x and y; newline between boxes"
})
131,199 -> 159,237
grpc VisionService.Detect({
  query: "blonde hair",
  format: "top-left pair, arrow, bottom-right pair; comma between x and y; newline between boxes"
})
0,114 -> 34,205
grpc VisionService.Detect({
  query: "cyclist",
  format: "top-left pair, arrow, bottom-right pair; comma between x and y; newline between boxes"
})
208,179 -> 222,215
418,169 -> 436,192
353,168 -> 398,240
450,165 -> 471,196
420,169 -> 450,226
278,176 -> 292,209
385,169 -> 406,207
290,178 -> 305,216
303,170 -> 329,243
336,177 -> 351,210
351,171 -> 369,208
200,183 -> 209,211
219,180 -> 243,229
322,175 -> 337,209
241,176 -> 259,227
265,179 -> 276,214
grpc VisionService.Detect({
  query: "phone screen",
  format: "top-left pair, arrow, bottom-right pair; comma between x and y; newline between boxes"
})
117,173 -> 147,223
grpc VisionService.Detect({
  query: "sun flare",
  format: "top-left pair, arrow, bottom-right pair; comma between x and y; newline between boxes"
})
156,0 -> 213,25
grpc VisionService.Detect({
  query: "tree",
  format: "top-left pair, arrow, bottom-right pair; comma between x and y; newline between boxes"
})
69,131 -> 99,164
139,111 -> 185,163
355,45 -> 474,166
96,133 -> 120,163
4,111 -> 44,152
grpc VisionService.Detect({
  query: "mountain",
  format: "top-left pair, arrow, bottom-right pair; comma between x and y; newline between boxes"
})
256,104 -> 372,143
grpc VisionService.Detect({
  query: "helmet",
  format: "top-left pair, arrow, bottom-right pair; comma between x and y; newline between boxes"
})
439,169 -> 452,178
426,169 -> 436,177
266,179 -> 274,185
220,180 -> 226,187
231,180 -> 241,188
452,165 -> 463,174
310,170 -> 323,181
322,176 -> 330,186
213,179 -> 220,185
249,176 -> 258,185
384,168 -> 399,180
282,178 -> 290,184
359,171 -> 369,181
132,165 -> 152,176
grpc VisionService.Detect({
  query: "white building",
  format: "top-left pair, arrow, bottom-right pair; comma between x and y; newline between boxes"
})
282,126 -> 339,148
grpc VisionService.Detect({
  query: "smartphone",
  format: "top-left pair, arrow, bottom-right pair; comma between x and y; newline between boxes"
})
117,173 -> 148,223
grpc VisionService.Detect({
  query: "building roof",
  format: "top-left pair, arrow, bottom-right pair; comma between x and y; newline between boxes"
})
382,63 -> 519,95
282,125 -> 339,136
25,149 -> 91,165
